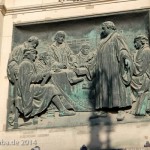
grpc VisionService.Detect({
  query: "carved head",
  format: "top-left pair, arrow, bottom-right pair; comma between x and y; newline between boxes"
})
80,43 -> 90,55
23,49 -> 38,62
38,52 -> 48,60
134,35 -> 149,50
101,21 -> 116,38
54,31 -> 66,44
28,36 -> 39,49
38,51 -> 49,64
80,145 -> 87,150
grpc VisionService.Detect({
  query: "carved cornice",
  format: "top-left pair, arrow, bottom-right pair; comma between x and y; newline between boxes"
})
0,4 -> 6,15
5,0 -> 141,15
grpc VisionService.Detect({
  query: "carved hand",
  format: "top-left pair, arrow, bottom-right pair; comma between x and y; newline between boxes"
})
73,63 -> 78,68
42,71 -> 51,78
124,59 -> 131,69
41,71 -> 51,86
58,63 -> 67,69
14,66 -> 19,79
63,64 -> 67,69
79,63 -> 87,68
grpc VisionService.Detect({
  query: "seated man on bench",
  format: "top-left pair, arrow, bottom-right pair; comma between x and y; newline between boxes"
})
15,49 -> 75,127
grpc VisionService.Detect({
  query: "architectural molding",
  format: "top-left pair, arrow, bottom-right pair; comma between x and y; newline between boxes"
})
13,8 -> 150,26
5,0 -> 139,15
0,4 -> 6,15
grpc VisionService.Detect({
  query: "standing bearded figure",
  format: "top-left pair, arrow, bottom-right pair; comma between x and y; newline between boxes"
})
96,21 -> 133,117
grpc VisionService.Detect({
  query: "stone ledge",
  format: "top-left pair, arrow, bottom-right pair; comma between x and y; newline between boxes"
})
5,0 -> 138,15
0,4 -> 6,15
12,8 -> 150,26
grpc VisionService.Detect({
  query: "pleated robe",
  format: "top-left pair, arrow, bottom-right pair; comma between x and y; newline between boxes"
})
96,32 -> 132,109
131,45 -> 150,115
17,58 -> 60,118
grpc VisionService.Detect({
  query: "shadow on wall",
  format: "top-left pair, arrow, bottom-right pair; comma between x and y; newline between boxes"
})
86,69 -> 113,150
78,68 -> 127,150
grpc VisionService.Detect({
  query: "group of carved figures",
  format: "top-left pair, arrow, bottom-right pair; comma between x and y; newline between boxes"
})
7,21 -> 150,128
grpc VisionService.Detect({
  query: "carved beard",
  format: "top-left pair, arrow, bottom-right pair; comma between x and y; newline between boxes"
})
100,31 -> 108,39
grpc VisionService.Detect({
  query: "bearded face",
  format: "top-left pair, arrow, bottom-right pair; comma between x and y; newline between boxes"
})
100,25 -> 110,39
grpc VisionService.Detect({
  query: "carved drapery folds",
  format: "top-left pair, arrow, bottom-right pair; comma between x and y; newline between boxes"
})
7,10 -> 150,130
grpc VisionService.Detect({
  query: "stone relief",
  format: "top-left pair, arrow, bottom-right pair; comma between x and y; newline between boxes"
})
95,21 -> 133,120
131,35 -> 150,116
7,12 -> 150,129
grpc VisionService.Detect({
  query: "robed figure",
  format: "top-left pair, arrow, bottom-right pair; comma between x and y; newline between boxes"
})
17,49 -> 75,118
96,21 -> 133,109
75,43 -> 96,80
48,31 -> 76,70
7,36 -> 39,83
131,35 -> 150,116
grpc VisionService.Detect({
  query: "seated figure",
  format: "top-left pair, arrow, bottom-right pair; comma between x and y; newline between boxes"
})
16,49 -> 75,122
74,42 -> 96,81
131,35 -> 150,116
35,51 -> 76,110
7,36 -> 39,127
35,51 -> 50,73
48,31 -> 76,70
77,43 -> 95,67
7,36 -> 39,83
48,31 -> 84,84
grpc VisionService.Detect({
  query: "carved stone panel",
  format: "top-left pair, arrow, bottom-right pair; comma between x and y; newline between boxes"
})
7,10 -> 150,130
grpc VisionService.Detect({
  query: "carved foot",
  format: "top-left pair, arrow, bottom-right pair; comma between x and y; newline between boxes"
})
8,113 -> 15,126
14,122 -> 19,129
33,116 -> 38,125
59,110 -> 76,117
70,77 -> 84,84
130,92 -> 136,103
116,111 -> 125,121
47,111 -> 55,117
94,111 -> 107,117
128,109 -> 136,115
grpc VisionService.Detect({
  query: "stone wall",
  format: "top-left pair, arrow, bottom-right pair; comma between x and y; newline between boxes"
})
0,0 -> 150,150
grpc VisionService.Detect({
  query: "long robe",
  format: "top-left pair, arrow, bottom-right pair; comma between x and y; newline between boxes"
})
34,59 -> 75,110
75,52 -> 96,80
7,42 -> 35,84
96,32 -> 132,109
17,58 -> 61,118
76,52 -> 95,66
48,42 -> 75,69
7,43 -> 27,83
131,45 -> 150,115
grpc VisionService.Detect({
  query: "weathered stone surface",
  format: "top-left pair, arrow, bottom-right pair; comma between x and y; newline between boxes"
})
7,10 -> 150,130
